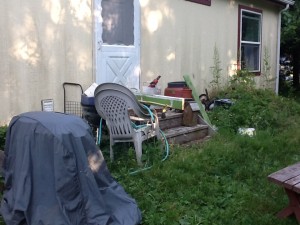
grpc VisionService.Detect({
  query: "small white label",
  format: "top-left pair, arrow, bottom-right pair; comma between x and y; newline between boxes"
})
41,99 -> 54,112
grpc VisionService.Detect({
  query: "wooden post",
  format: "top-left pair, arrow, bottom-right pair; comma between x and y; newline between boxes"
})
183,102 -> 199,126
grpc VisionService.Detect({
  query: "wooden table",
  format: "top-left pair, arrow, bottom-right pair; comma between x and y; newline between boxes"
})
268,162 -> 300,222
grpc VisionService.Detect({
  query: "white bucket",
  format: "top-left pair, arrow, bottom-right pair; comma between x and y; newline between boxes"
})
142,86 -> 161,95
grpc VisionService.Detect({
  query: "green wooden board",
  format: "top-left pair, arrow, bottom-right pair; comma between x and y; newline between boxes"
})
135,94 -> 185,110
183,75 -> 212,126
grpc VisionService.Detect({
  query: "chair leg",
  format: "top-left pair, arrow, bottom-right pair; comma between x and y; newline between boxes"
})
156,128 -> 162,140
133,132 -> 143,165
110,137 -> 114,162
133,140 -> 143,166
110,145 -> 114,162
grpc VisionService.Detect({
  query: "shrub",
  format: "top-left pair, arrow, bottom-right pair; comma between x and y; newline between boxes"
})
209,86 -> 300,134
229,69 -> 256,91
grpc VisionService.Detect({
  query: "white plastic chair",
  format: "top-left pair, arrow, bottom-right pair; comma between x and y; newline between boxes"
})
94,83 -> 161,165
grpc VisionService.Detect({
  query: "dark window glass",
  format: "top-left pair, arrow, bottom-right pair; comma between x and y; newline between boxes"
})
242,12 -> 261,42
101,0 -> 134,45
240,9 -> 262,72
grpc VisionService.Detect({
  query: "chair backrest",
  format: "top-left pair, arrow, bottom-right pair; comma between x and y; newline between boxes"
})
94,83 -> 151,119
94,83 -> 151,141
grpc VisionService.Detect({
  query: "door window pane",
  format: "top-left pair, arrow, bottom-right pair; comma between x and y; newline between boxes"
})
101,0 -> 134,45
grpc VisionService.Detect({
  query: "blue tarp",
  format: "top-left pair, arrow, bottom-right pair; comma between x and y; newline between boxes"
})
0,111 -> 141,225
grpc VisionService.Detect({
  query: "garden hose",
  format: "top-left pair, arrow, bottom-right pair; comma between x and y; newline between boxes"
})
97,118 -> 103,146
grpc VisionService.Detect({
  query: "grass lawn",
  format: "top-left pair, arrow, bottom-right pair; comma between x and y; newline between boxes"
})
107,132 -> 300,225
104,86 -> 300,225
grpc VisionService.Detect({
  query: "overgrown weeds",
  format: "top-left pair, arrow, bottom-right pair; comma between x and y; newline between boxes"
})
209,87 -> 300,134
210,44 -> 222,93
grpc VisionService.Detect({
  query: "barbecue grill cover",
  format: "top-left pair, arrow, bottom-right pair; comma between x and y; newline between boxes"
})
0,112 -> 141,225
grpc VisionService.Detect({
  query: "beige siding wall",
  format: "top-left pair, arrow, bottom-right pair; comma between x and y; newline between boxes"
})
0,0 -> 282,125
140,0 -> 281,93
0,0 -> 94,125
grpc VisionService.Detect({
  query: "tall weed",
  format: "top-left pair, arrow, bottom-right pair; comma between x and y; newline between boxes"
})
209,86 -> 300,133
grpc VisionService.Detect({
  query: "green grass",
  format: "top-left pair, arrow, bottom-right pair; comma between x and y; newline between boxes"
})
104,87 -> 300,225
106,133 -> 300,225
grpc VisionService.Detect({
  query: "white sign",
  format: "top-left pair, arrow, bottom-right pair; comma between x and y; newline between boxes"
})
41,99 -> 54,112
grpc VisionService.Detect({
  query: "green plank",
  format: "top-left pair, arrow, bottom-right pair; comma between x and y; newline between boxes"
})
183,75 -> 212,126
135,94 -> 185,110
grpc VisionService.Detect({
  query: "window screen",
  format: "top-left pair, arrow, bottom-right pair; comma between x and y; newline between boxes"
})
240,9 -> 262,72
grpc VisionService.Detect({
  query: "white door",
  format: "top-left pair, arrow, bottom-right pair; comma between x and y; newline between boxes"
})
94,0 -> 140,90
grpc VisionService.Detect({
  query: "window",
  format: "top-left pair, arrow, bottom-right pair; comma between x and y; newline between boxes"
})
238,6 -> 262,72
185,0 -> 211,6
101,0 -> 134,45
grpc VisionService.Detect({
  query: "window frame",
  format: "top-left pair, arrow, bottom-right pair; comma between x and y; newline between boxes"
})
238,5 -> 262,74
185,0 -> 211,6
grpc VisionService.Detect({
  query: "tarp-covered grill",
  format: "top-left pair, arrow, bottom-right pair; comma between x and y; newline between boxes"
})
0,111 -> 141,225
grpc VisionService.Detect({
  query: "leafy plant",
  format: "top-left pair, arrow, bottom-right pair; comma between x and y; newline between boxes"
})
210,45 -> 222,93
279,78 -> 295,97
229,69 -> 255,91
209,85 -> 300,134
281,0 -> 300,89
262,47 -> 274,89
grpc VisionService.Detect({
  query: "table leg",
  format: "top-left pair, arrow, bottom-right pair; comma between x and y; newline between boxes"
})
277,188 -> 300,222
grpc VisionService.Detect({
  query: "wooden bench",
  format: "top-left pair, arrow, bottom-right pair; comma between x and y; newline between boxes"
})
268,162 -> 300,222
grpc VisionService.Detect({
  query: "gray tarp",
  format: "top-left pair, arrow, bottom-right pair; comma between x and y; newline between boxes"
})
0,112 -> 142,225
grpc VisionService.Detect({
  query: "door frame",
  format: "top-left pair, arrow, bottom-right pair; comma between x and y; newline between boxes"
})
92,0 -> 141,89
